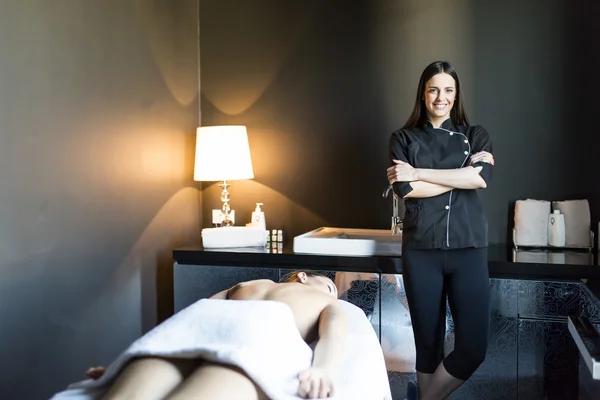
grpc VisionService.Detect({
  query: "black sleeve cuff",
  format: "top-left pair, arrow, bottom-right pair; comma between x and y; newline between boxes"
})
393,181 -> 413,198
472,161 -> 493,185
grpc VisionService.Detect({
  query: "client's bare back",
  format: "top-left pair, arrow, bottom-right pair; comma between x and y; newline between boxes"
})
226,280 -> 337,342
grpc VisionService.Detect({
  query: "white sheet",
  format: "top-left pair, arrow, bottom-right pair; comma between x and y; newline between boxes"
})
50,299 -> 391,400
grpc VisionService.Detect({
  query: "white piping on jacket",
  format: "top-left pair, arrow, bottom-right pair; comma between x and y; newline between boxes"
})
431,126 -> 471,247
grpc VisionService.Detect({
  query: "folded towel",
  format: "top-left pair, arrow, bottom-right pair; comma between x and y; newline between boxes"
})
552,200 -> 591,247
202,226 -> 268,248
50,299 -> 391,400
514,199 -> 551,246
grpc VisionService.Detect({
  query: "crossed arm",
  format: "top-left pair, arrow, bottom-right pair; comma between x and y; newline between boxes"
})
387,151 -> 494,198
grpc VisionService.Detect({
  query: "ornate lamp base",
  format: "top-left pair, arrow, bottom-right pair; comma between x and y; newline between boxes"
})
219,180 -> 234,227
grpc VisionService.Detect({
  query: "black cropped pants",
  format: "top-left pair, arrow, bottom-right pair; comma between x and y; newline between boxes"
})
402,246 -> 490,381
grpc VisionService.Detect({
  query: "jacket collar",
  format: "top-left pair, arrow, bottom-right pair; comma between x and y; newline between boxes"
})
425,118 -> 454,130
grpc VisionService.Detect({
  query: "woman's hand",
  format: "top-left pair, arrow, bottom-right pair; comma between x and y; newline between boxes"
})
298,367 -> 335,398
469,151 -> 494,166
387,159 -> 418,184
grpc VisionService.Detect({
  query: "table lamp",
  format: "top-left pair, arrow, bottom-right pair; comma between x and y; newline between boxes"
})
194,125 -> 254,227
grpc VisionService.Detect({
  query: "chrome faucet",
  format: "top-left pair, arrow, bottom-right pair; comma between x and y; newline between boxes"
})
383,185 -> 402,235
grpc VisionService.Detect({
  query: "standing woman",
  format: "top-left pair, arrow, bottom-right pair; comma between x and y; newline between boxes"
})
387,60 -> 494,400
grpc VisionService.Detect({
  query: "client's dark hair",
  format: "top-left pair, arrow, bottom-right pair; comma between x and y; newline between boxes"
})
280,270 -> 328,283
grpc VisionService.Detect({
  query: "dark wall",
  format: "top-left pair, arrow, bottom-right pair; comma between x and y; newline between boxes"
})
0,1 -> 200,399
200,0 -> 597,246
571,0 -> 600,238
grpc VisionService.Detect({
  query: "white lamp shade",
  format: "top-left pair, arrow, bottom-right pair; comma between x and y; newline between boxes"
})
193,125 -> 255,181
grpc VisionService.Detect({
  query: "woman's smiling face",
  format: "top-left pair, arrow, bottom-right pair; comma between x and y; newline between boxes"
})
424,72 -> 456,124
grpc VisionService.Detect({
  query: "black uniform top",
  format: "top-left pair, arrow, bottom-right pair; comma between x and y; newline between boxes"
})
389,118 -> 493,250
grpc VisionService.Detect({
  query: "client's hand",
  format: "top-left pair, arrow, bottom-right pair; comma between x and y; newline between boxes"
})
85,366 -> 107,380
298,367 -> 335,398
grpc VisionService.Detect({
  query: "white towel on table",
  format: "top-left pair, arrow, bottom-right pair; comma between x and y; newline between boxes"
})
50,299 -> 391,400
552,199 -> 591,247
514,199 -> 551,246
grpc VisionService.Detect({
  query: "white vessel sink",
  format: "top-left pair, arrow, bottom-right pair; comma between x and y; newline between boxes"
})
293,227 -> 402,257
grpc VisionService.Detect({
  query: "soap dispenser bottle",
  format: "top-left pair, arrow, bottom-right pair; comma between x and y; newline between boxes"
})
548,209 -> 565,247
251,203 -> 266,230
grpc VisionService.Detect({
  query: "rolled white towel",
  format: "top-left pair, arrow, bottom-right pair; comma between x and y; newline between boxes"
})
552,200 -> 591,247
514,199 -> 551,247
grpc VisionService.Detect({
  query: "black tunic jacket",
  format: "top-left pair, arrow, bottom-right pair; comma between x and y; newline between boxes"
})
389,118 -> 493,250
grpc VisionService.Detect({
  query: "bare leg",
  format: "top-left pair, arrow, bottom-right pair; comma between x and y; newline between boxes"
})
416,371 -> 433,398
166,361 -> 267,400
101,357 -> 196,400
420,362 -> 464,400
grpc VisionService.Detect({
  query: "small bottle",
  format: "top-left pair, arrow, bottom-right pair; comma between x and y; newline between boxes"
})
251,203 -> 266,229
548,209 -> 565,247
271,229 -> 277,243
277,229 -> 283,243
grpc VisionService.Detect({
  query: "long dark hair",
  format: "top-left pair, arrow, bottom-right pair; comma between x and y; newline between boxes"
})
402,61 -> 470,129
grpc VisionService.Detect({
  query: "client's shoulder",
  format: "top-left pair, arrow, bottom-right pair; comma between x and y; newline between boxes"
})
234,279 -> 276,289
226,279 -> 276,299
245,278 -> 276,285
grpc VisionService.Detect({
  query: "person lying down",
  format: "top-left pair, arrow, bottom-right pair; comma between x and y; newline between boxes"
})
50,271 -> 392,400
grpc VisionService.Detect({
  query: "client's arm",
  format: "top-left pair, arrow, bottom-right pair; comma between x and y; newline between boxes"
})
312,302 -> 349,371
298,301 -> 349,398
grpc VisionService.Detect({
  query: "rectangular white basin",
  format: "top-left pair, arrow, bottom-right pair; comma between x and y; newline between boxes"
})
293,227 -> 402,257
